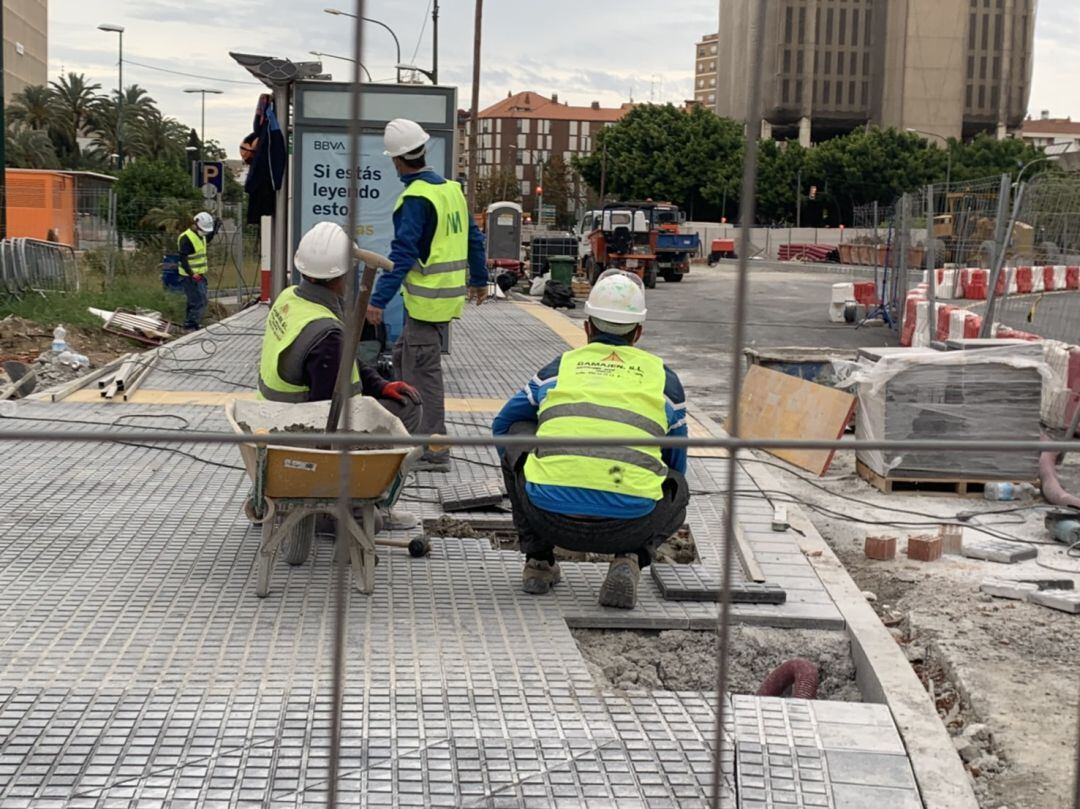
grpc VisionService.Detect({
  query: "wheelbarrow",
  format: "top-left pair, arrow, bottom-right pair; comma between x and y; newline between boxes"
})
226,395 -> 422,598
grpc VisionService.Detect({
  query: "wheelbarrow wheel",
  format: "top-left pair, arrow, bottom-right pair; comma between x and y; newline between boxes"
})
282,514 -> 316,566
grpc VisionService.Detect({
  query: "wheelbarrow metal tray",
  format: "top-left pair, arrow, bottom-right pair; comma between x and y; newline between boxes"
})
225,397 -> 415,500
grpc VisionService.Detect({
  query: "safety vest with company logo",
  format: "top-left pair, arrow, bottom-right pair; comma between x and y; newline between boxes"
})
524,342 -> 669,502
394,179 -> 470,322
257,286 -> 361,402
178,228 -> 207,277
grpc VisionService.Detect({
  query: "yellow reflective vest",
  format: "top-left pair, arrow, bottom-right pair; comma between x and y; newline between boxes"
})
524,342 -> 669,501
394,179 -> 470,322
257,286 -> 360,403
178,228 -> 207,277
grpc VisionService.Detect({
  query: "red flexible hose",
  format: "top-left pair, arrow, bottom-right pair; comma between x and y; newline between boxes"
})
756,658 -> 819,699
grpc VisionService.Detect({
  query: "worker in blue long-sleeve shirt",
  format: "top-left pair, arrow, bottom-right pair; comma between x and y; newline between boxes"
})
492,270 -> 690,609
366,118 -> 488,472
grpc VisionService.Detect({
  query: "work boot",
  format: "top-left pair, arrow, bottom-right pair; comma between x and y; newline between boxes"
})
414,452 -> 451,473
522,558 -> 561,595
598,554 -> 640,609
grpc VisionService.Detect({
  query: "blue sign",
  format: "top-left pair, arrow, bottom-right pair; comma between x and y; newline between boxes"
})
197,161 -> 225,194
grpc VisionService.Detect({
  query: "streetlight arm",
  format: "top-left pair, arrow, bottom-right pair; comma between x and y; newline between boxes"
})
362,17 -> 401,64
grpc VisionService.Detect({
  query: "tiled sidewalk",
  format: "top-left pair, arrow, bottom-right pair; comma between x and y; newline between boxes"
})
0,301 -> 922,807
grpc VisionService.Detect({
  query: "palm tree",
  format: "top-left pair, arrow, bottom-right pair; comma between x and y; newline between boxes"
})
127,109 -> 188,163
5,123 -> 61,169
89,84 -> 163,162
7,85 -> 55,130
48,72 -> 103,160
141,197 -> 200,238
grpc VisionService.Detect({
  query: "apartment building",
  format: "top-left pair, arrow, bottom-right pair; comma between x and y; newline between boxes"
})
3,0 -> 47,103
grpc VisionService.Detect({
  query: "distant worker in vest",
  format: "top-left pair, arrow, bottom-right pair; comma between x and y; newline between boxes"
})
493,271 -> 690,609
366,118 -> 489,472
257,221 -> 422,433
177,211 -> 220,332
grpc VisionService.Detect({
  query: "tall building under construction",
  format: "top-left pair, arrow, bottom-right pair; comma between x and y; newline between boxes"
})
713,0 -> 1036,143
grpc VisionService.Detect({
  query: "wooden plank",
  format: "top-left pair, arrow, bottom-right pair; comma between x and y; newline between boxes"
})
728,365 -> 855,476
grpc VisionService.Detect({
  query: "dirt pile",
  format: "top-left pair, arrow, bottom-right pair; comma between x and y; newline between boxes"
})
572,626 -> 860,700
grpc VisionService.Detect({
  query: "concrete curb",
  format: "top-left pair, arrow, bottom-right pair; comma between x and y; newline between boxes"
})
737,448 -> 980,809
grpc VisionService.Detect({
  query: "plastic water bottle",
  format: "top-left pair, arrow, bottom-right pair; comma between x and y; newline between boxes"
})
57,350 -> 89,369
51,325 -> 67,353
984,482 -> 1036,501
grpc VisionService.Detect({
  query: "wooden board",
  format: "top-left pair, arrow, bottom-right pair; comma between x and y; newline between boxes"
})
856,459 -> 1037,497
728,365 -> 855,476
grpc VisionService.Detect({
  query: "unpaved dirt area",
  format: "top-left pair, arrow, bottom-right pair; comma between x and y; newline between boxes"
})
572,626 -> 860,700
756,449 -> 1080,809
0,315 -> 140,368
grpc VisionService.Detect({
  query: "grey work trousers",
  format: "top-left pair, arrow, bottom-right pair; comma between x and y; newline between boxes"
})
377,394 -> 423,434
500,422 -> 690,568
393,315 -> 448,458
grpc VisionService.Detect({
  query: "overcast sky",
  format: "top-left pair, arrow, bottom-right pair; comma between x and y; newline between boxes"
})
51,0 -> 1077,159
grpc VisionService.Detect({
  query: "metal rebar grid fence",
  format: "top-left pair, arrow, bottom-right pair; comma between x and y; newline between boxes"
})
0,238 -> 79,297
984,170 -> 1080,345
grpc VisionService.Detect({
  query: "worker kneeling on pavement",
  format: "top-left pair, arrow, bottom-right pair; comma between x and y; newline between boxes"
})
493,270 -> 690,609
258,221 -> 422,432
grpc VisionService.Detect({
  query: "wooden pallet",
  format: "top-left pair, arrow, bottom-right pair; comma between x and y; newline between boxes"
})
856,460 -> 1035,497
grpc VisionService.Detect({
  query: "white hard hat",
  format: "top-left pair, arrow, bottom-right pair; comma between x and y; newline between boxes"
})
584,269 -> 647,324
383,118 -> 430,158
194,211 -> 214,232
293,222 -> 354,280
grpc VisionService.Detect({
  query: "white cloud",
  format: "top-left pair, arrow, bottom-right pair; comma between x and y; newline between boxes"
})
50,0 -> 1076,161
50,0 -> 719,157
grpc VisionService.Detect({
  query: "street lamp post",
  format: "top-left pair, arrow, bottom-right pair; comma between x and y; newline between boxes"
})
97,23 -> 125,170
395,63 -> 436,84
309,51 -> 372,83
324,8 -> 401,82
184,88 -> 223,161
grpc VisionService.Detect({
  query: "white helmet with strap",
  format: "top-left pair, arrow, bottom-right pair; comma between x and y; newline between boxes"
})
194,211 -> 214,233
584,269 -> 647,324
383,118 -> 431,158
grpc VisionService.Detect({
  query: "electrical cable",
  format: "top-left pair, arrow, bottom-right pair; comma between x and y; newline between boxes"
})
125,59 -> 262,86
409,0 -> 434,63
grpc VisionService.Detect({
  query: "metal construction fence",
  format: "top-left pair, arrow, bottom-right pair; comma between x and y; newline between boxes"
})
0,237 -> 79,297
0,2 -> 1078,808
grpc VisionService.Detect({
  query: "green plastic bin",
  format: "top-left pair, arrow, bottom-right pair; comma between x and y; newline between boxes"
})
548,255 -> 576,286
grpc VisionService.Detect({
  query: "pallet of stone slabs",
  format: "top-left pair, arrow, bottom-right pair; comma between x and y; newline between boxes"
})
856,460 -> 1036,497
437,480 -> 506,512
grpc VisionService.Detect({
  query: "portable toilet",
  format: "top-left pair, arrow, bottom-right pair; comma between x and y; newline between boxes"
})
486,202 -> 523,261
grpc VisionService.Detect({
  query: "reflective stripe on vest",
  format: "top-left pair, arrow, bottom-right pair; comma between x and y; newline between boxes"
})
394,179 -> 470,321
178,228 -> 207,277
257,286 -> 361,402
524,342 -> 669,501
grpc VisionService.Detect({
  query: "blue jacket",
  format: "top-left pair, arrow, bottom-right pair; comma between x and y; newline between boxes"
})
492,333 -> 688,519
371,168 -> 487,311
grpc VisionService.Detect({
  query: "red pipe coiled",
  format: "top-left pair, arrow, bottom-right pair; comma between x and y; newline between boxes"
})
756,658 -> 820,699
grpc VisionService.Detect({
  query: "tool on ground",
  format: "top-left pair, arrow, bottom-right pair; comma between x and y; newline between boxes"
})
771,507 -> 789,532
324,246 -> 394,435
376,535 -> 432,557
0,361 -> 37,400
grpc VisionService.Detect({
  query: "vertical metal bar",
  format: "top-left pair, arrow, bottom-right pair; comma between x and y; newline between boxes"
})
1074,703 -> 1080,809
925,184 -> 936,345
980,173 -> 1018,338
466,0 -> 484,211
271,82 -> 291,302
328,3 -> 366,806
712,0 -> 766,805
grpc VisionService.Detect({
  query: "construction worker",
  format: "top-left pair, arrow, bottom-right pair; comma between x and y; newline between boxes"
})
257,221 -> 422,433
177,211 -> 219,332
493,271 -> 690,609
366,118 -> 488,472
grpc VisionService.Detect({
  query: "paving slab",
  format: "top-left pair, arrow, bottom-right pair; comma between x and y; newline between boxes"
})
961,536 -> 1038,563
0,301 -> 906,807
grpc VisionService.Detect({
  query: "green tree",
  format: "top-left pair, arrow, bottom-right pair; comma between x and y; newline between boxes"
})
946,133 -> 1048,184
114,159 -> 200,244
475,166 -> 521,211
7,85 -> 54,130
48,72 -> 103,165
755,140 -> 808,225
540,154 -> 574,227
5,123 -> 61,169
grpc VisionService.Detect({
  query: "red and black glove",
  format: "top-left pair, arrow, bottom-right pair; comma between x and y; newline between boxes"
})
380,381 -> 421,404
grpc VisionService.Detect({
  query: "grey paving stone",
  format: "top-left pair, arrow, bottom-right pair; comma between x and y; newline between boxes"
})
437,480 -> 506,512
961,537 -> 1038,564
1028,588 -> 1080,614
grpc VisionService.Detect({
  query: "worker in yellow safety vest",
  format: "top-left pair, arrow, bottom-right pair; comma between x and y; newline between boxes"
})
258,222 -> 423,434
492,271 -> 691,609
178,211 -> 220,331
365,118 -> 489,472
